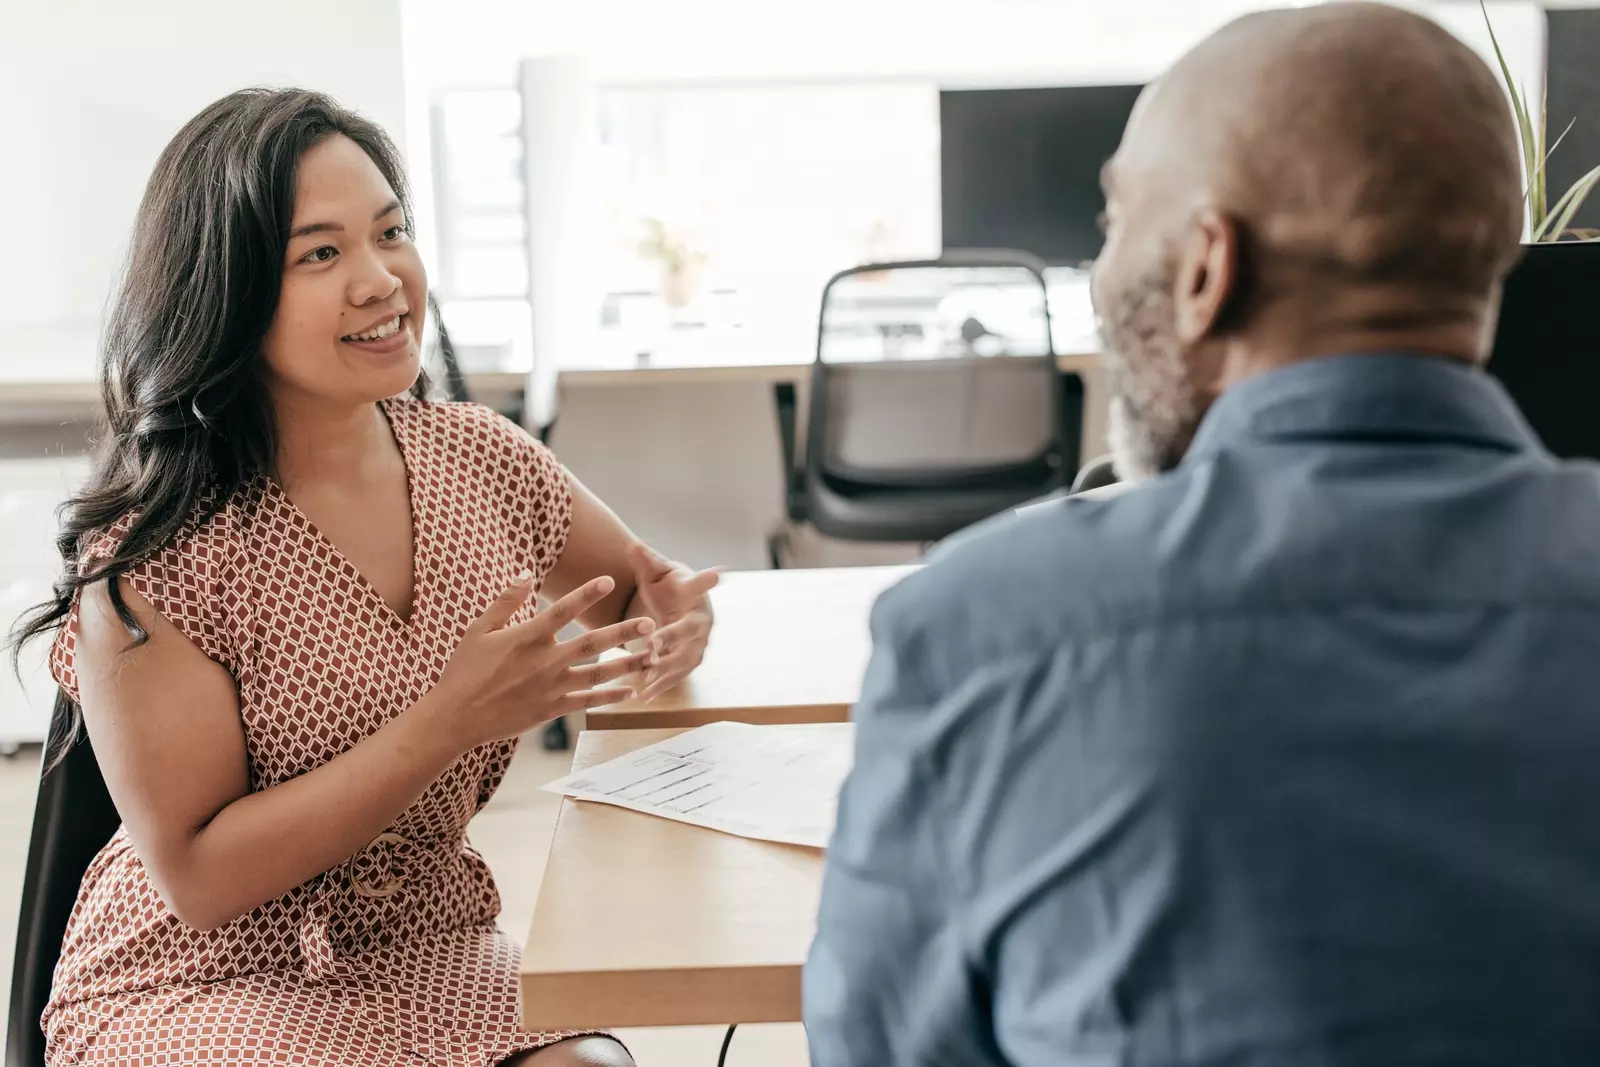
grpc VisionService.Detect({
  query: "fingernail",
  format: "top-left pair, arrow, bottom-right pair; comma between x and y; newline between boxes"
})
597,576 -> 615,594
514,569 -> 532,585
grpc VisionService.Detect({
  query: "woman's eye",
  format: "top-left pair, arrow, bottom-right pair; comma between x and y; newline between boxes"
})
381,226 -> 409,242
302,246 -> 337,264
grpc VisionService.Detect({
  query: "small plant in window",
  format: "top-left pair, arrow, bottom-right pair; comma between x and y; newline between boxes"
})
637,217 -> 709,309
1483,0 -> 1600,241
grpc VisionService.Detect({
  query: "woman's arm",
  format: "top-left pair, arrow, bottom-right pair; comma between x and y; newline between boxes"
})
76,572 -> 649,932
541,477 -> 648,631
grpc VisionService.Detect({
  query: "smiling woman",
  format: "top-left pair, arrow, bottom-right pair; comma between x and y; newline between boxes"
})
8,88 -> 718,1067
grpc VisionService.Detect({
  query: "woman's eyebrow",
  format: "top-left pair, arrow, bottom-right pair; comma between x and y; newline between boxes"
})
289,200 -> 402,239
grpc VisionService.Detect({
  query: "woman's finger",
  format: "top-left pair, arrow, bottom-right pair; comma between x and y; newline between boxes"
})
650,614 -> 709,659
566,651 -> 652,689
466,570 -> 534,635
554,616 -> 656,664
638,643 -> 706,696
678,567 -> 723,601
509,575 -> 617,643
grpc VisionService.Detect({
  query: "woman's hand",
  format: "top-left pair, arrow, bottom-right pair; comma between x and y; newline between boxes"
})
625,542 -> 720,701
428,572 -> 656,751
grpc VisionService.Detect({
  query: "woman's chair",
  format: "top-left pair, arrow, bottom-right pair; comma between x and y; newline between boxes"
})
8,698 -> 119,1067
769,253 -> 1082,566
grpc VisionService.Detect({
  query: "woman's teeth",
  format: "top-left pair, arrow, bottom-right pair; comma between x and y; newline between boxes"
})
344,316 -> 402,342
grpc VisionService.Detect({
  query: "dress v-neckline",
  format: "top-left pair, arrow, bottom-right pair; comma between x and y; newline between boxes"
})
268,398 -> 424,630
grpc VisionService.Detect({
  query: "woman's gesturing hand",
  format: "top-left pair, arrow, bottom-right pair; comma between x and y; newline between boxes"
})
624,542 -> 720,701
429,571 -> 655,751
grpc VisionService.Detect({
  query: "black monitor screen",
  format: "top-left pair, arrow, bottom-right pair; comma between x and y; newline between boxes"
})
940,85 -> 1143,267
1487,243 -> 1600,461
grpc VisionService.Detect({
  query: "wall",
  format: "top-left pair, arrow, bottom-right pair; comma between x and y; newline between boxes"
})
0,0 -> 409,375
1544,7 -> 1600,232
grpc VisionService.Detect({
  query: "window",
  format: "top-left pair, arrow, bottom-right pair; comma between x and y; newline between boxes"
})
428,81 -> 943,371
589,81 -> 941,364
429,90 -> 534,374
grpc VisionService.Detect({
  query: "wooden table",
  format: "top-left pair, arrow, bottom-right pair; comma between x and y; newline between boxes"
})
520,725 -> 845,1030
587,565 -> 914,730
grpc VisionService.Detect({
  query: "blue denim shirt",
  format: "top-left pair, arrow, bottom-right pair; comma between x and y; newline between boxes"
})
805,353 -> 1600,1067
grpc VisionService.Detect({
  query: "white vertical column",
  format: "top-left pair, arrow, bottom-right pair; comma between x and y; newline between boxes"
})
518,53 -> 601,430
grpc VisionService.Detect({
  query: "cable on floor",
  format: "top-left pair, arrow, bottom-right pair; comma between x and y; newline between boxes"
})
715,1024 -> 738,1067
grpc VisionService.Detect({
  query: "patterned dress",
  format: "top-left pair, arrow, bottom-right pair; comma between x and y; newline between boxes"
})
45,399 -> 598,1065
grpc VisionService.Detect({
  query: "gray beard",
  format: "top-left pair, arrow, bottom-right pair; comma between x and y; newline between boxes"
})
1103,342 -> 1200,482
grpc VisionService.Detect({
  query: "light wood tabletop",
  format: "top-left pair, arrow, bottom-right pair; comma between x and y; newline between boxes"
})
586,565 -> 915,730
520,725 -> 847,1031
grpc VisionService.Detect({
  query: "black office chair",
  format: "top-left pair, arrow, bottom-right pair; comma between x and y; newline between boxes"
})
1071,454 -> 1119,494
8,696 -> 118,1067
770,253 -> 1082,565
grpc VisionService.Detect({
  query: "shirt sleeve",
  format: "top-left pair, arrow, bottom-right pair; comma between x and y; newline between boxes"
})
803,584 -> 1009,1067
50,510 -> 239,704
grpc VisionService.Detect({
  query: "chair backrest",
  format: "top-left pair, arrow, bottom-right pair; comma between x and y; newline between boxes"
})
8,696 -> 120,1067
1071,454 -> 1120,495
805,254 -> 1064,495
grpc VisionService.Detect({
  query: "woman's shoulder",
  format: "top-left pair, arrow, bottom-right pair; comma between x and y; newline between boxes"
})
82,483 -> 254,580
54,484 -> 257,697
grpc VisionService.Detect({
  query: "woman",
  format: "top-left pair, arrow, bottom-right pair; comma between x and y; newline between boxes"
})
11,88 -> 719,1065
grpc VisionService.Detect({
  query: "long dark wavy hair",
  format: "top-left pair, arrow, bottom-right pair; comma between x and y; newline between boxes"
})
9,88 -> 430,770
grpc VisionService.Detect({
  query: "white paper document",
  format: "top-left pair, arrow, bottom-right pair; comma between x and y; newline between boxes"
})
541,721 -> 855,849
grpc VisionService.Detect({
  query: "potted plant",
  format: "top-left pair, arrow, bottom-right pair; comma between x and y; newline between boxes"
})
1483,0 -> 1600,242
637,217 -> 708,309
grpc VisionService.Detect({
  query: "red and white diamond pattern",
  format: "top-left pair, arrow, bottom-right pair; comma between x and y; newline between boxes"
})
46,400 -> 590,1065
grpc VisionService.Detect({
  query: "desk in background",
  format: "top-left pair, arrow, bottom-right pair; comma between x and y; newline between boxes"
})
588,565 -> 914,730
520,725 -> 843,1031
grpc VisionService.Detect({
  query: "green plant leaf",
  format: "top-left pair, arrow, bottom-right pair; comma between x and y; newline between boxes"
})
1524,117 -> 1577,210
1538,81 -> 1550,222
1533,163 -> 1600,241
1483,0 -> 1543,228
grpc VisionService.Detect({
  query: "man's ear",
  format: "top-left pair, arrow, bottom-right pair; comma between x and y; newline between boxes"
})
1173,208 -> 1240,345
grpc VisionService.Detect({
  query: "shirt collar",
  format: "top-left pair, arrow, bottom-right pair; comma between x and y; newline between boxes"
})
1183,351 -> 1544,464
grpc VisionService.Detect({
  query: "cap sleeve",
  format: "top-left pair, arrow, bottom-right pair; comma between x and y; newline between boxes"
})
50,509 -> 239,703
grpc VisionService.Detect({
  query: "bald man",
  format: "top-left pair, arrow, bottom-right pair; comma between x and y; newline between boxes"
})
806,4 -> 1600,1065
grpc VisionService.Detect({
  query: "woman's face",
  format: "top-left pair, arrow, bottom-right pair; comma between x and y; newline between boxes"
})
262,134 -> 427,409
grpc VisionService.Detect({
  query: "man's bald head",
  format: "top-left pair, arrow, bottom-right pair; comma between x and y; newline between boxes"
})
1092,2 -> 1525,479
1122,1 -> 1523,301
